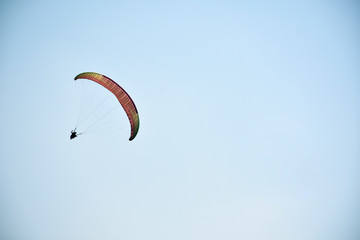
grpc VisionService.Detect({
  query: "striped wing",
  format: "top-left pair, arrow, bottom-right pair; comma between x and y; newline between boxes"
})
74,72 -> 139,141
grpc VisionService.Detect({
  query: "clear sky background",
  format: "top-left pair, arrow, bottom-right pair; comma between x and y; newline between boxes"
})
1,0 -> 360,239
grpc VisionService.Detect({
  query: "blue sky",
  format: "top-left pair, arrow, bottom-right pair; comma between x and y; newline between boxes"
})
1,0 -> 360,239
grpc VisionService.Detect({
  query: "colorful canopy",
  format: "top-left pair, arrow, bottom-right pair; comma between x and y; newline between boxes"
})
75,72 -> 139,141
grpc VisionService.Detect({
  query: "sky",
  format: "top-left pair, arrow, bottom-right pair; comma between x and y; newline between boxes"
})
1,0 -> 360,239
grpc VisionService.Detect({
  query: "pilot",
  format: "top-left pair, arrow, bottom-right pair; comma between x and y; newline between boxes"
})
70,130 -> 77,140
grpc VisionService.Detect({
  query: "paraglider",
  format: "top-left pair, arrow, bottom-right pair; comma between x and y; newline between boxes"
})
71,72 -> 140,141
70,129 -> 77,140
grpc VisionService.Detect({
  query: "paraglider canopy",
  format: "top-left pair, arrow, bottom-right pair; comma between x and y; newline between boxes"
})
74,72 -> 140,141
